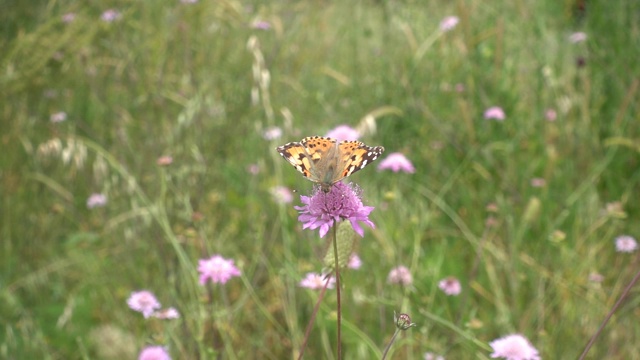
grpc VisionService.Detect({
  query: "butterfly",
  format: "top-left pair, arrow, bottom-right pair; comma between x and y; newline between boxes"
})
276,136 -> 385,192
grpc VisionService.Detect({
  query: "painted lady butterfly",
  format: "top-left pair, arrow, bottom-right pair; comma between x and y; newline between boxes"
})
276,136 -> 385,191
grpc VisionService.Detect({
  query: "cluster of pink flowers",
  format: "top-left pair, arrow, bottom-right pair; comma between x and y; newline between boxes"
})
127,290 -> 179,319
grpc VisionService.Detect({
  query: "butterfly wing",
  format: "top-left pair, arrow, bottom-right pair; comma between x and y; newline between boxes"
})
337,140 -> 385,180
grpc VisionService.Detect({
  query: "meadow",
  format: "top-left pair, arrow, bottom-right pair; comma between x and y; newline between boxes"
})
2,0 -> 640,359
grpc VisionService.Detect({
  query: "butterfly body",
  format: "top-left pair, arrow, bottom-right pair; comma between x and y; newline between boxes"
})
276,136 -> 384,191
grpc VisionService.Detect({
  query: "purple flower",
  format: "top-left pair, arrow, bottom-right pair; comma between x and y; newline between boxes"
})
569,32 -> 587,43
87,193 -> 107,208
438,276 -> 461,296
615,235 -> 638,253
348,254 -> 362,269
325,125 -> 360,141
489,334 -> 540,360
439,16 -> 459,32
198,255 -> 241,285
387,265 -> 413,286
251,20 -> 271,30
138,346 -> 171,360
101,9 -> 122,22
50,111 -> 67,123
299,272 -> 335,289
295,182 -> 375,238
152,307 -> 180,319
271,186 -> 293,204
544,108 -> 557,122
377,152 -> 415,173
127,291 -> 161,318
484,106 -> 506,121
262,126 -> 282,141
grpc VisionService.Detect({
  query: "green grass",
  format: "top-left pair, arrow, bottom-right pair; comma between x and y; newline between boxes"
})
2,0 -> 640,358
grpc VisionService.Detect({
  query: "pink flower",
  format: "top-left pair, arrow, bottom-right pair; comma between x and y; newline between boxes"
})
424,352 -> 445,360
530,178 -> 546,188
251,20 -> 271,30
439,16 -> 459,32
50,111 -> 67,123
198,255 -> 241,285
138,346 -> 171,360
156,156 -> 173,166
325,125 -> 360,141
377,152 -> 415,173
615,235 -> 638,253
127,291 -> 161,318
588,272 -> 604,283
271,186 -> 293,204
247,164 -> 260,175
438,276 -> 461,296
295,182 -> 375,238
101,9 -> 122,22
489,334 -> 540,360
348,254 -> 362,269
87,193 -> 107,208
262,127 -> 282,141
299,272 -> 335,290
569,32 -> 587,43
387,266 -> 412,286
544,108 -> 557,122
152,307 -> 180,319
484,106 -> 506,121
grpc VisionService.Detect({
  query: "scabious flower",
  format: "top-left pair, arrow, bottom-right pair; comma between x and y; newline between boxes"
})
262,126 -> 282,141
439,16 -> 459,32
438,276 -> 462,296
569,32 -> 587,43
50,111 -> 67,123
295,182 -> 375,238
615,235 -> 638,253
489,334 -> 540,360
544,108 -> 557,122
87,193 -> 107,208
377,153 -> 415,173
325,125 -> 360,141
251,20 -> 271,30
299,272 -> 335,290
152,307 -> 180,320
156,156 -> 173,166
101,9 -> 122,22
424,352 -> 445,360
484,106 -> 506,121
247,163 -> 260,175
198,255 -> 241,285
348,254 -> 362,269
387,265 -> 413,286
271,186 -> 293,204
127,291 -> 161,318
530,178 -> 546,188
138,346 -> 171,360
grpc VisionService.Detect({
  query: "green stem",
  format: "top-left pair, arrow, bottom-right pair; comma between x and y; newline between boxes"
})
332,223 -> 342,359
381,328 -> 401,360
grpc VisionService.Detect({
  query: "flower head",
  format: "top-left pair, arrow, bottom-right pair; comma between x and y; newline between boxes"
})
438,276 -> 462,296
295,182 -> 375,238
271,186 -> 293,204
299,272 -> 335,289
424,352 -> 445,360
544,108 -> 557,122
156,156 -> 173,166
348,254 -> 362,269
152,307 -> 180,320
377,152 -> 415,173
138,346 -> 171,360
387,265 -> 413,286
484,106 -> 506,121
87,193 -> 107,208
439,16 -> 459,32
252,20 -> 271,30
50,111 -> 67,123
198,255 -> 241,285
569,32 -> 587,43
325,125 -> 360,141
615,235 -> 638,253
489,334 -> 540,360
394,312 -> 416,330
101,9 -> 122,22
262,126 -> 282,141
127,291 -> 161,318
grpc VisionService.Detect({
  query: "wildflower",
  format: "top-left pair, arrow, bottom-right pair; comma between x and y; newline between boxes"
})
394,312 -> 416,330
325,125 -> 360,141
544,108 -> 557,122
439,16 -> 459,32
127,291 -> 161,318
588,272 -> 604,283
295,182 -> 375,238
348,254 -> 362,269
489,334 -> 540,360
271,186 -> 293,204
424,352 -> 445,360
156,156 -> 173,166
61,13 -> 76,23
251,20 -> 271,30
387,266 -> 413,286
530,178 -> 546,188
262,127 -> 282,141
50,111 -> 67,123
377,152 -> 415,173
247,163 -> 260,175
198,255 -> 241,285
153,307 -> 180,320
87,193 -> 107,208
299,272 -> 335,290
101,9 -> 122,22
138,346 -> 171,360
438,276 -> 462,296
180,0 -> 198,3
615,235 -> 638,253
484,106 -> 506,121
569,32 -> 587,43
